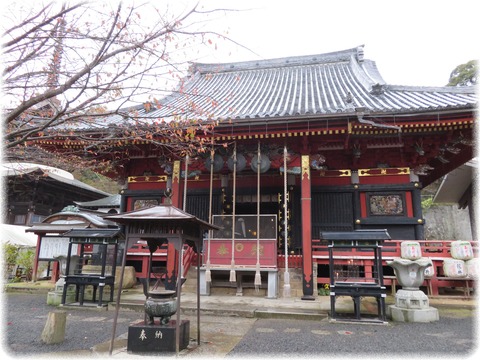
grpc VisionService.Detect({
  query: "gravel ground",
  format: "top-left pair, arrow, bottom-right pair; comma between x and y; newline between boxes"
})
2,292 -> 478,358
2,292 -> 144,357
228,311 -> 478,358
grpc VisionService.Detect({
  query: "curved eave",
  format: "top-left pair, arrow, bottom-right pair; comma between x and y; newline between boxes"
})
212,105 -> 475,127
136,53 -> 477,124
37,47 -> 478,137
38,211 -> 117,227
105,205 -> 220,230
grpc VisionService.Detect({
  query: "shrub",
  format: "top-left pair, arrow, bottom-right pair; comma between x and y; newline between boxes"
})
2,243 -> 19,280
16,248 -> 35,281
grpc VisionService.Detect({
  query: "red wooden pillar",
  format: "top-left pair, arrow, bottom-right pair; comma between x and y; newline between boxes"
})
301,155 -> 315,300
165,160 -> 182,290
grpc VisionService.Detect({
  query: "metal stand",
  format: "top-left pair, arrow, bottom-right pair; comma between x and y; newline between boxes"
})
60,229 -> 121,307
322,229 -> 390,324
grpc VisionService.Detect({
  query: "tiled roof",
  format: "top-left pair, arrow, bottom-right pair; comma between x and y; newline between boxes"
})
105,205 -> 220,230
141,46 -> 476,122
74,194 -> 121,208
1,162 -> 111,197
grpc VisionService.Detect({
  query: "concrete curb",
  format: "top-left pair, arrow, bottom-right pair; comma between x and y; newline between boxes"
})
110,300 -> 330,320
4,285 -> 54,294
6,282 -> 477,317
254,308 -> 327,321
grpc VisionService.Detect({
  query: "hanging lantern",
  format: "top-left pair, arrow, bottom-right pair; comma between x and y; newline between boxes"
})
205,154 -> 224,172
227,153 -> 246,172
251,154 -> 271,173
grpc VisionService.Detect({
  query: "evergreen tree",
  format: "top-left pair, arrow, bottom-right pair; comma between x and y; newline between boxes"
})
447,60 -> 477,86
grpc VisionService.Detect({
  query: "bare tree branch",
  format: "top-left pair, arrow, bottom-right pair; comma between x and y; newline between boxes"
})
2,1 -> 246,174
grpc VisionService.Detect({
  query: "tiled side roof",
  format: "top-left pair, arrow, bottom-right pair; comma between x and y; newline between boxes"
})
74,194 -> 121,208
140,46 -> 477,122
2,162 -> 111,197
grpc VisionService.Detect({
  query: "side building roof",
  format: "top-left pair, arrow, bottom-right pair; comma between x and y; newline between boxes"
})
74,194 -> 121,209
1,162 -> 111,198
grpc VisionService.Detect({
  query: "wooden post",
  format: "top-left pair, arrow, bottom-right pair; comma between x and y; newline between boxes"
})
165,160 -> 182,290
171,160 -> 182,206
412,185 -> 424,240
301,155 -> 314,300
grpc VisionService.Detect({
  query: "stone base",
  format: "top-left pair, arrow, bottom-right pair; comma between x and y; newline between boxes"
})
388,305 -> 439,322
199,267 -> 278,298
47,291 -> 75,306
127,320 -> 190,353
81,265 -> 137,289
388,288 -> 439,322
395,289 -> 430,309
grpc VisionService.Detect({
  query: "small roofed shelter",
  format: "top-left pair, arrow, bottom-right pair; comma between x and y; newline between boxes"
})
26,208 -> 119,282
105,204 -> 219,355
60,228 -> 124,307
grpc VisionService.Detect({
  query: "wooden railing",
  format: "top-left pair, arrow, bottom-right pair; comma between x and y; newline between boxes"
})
127,240 -> 169,256
127,238 -> 477,297
310,239 -> 478,297
311,239 -> 479,259
181,244 -> 196,277
277,254 -> 303,269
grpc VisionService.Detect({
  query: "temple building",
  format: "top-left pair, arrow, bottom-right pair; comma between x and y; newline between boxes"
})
34,46 -> 477,298
2,162 -> 110,226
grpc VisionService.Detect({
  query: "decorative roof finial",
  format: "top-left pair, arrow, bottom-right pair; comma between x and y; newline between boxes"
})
344,92 -> 354,104
370,83 -> 384,95
344,92 -> 355,110
356,45 -> 365,63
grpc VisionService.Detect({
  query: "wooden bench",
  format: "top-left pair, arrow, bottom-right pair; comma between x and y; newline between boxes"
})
387,275 -> 474,298
384,276 -> 430,295
430,277 -> 474,297
383,275 -> 397,295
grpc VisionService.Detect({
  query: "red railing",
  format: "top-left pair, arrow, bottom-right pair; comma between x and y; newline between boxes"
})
182,244 -> 196,277
277,254 -> 303,269
311,239 -> 478,259
310,239 -> 477,297
276,240 -> 478,270
127,238 -> 477,297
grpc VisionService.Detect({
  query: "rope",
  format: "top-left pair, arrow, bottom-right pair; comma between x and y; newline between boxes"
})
254,141 -> 262,289
283,145 -> 291,297
205,148 -> 214,283
230,142 -> 237,282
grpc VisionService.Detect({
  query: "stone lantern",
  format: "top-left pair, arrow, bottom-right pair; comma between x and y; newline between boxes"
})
387,242 -> 439,322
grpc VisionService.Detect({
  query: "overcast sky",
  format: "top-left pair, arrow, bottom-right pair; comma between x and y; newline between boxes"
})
188,0 -> 478,87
